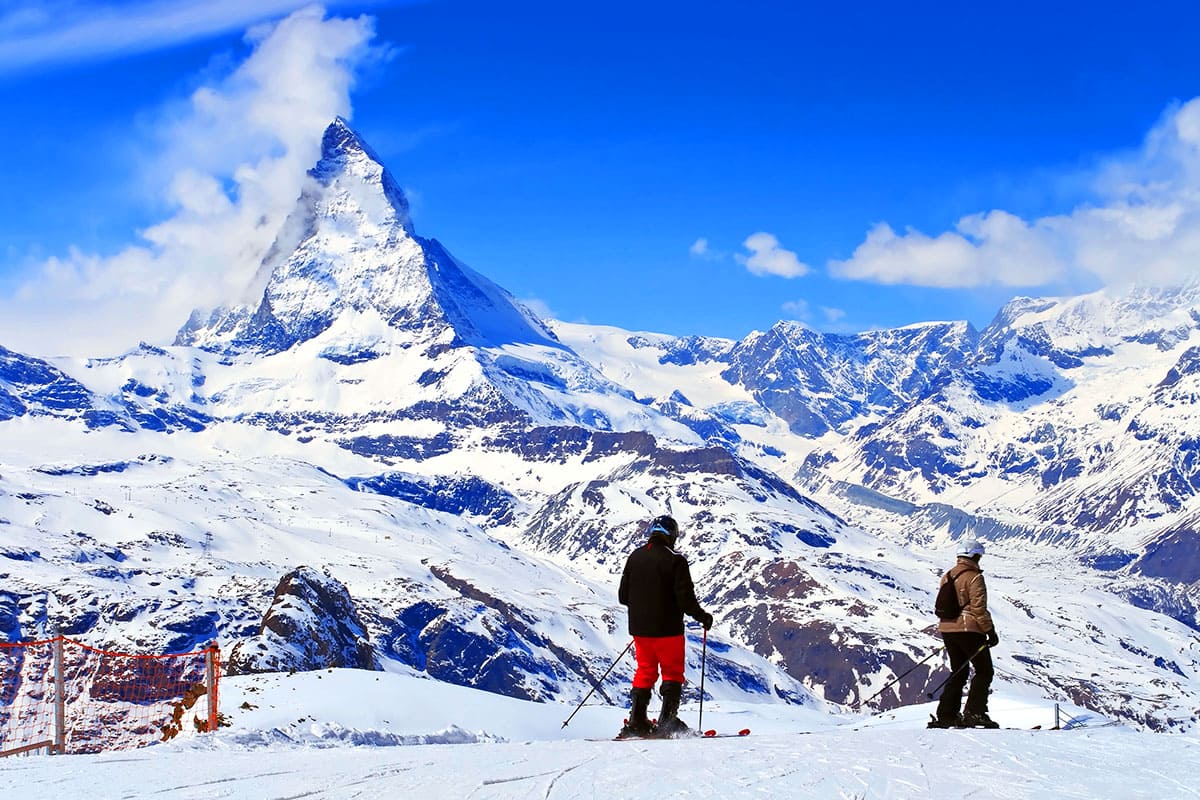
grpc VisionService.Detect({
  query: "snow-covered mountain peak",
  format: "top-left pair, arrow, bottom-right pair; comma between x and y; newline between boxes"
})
175,118 -> 558,355
987,282 -> 1200,349
308,115 -> 413,235
315,117 -> 390,177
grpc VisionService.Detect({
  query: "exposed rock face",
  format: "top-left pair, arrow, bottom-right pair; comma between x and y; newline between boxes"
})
0,593 -> 21,641
227,566 -> 376,675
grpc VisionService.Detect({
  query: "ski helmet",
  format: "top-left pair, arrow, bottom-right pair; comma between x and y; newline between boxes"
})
648,515 -> 679,539
956,538 -> 985,557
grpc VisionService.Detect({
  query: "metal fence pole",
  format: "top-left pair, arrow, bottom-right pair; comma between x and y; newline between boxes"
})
53,633 -> 65,755
206,642 -> 219,733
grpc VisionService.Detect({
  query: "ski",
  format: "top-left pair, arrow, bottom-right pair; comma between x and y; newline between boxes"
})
702,728 -> 752,738
928,715 -> 1047,731
593,727 -> 750,742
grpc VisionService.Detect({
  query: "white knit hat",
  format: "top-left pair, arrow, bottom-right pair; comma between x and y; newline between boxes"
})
956,538 -> 985,557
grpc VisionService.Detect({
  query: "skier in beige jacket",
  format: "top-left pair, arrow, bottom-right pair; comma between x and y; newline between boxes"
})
931,538 -> 999,728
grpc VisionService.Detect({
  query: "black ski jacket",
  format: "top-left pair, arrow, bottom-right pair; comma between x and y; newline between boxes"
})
618,533 -> 707,637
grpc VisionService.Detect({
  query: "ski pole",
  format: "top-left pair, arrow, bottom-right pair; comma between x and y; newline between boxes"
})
852,647 -> 941,710
561,639 -> 634,729
698,628 -> 708,733
926,643 -> 989,700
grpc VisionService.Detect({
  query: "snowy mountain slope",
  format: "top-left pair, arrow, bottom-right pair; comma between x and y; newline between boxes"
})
5,118 -> 1200,737
0,345 -> 108,426
565,317 -> 979,440
0,343 -> 210,433
805,286 -> 1200,596
558,287 -> 1200,574
556,311 -> 1200,664
719,320 -> 977,437
227,565 -> 378,674
8,403 -> 1194,728
820,287 -> 1200,498
0,421 -> 816,708
507,441 -> 1200,726
553,318 -> 978,454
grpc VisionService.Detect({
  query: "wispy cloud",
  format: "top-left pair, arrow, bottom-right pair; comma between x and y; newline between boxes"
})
688,236 -> 727,262
821,305 -> 846,323
518,296 -> 558,322
0,6 -> 385,356
0,0 -> 398,75
782,298 -> 846,327
781,298 -> 810,319
736,232 -> 809,278
830,97 -> 1200,291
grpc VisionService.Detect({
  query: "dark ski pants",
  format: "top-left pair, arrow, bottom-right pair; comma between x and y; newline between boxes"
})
937,631 -> 993,719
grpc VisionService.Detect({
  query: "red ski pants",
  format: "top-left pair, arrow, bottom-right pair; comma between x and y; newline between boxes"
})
632,635 -> 685,689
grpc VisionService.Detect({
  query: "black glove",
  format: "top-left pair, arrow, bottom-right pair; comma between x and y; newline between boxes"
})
986,629 -> 999,648
698,611 -> 714,630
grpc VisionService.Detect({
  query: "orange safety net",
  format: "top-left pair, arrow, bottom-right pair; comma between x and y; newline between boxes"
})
0,636 -> 219,756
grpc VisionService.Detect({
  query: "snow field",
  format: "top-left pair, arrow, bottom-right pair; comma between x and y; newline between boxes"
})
1,668 -> 1195,800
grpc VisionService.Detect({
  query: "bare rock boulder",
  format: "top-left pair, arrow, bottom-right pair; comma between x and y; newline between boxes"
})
227,566 -> 377,675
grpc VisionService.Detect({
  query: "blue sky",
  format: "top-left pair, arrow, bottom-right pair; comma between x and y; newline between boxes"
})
2,1 -> 1200,355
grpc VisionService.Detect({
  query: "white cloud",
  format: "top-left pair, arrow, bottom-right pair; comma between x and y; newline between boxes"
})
736,232 -> 809,278
0,6 -> 383,356
0,0 -> 397,74
781,299 -> 810,319
688,237 -> 727,261
821,306 -> 846,323
829,211 -> 1067,288
830,97 -> 1200,291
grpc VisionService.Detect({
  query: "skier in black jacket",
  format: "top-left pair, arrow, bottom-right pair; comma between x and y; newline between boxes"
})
617,515 -> 713,738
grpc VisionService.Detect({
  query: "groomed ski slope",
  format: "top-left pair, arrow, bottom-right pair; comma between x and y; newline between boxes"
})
3,669 -> 1198,799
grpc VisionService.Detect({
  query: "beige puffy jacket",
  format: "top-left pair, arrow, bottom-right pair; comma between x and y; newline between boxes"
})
936,556 -> 994,635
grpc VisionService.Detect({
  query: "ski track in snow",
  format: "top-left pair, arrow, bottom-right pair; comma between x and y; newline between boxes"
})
1,669 -> 1195,800
5,728 -> 1200,800
5,659 -> 1195,800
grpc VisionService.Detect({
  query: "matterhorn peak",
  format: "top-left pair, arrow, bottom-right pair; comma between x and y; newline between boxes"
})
321,115 -> 372,159
306,116 -> 413,235
176,118 -> 557,354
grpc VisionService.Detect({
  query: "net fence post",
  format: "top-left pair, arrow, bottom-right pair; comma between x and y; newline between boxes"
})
53,633 -> 65,755
206,642 -> 219,734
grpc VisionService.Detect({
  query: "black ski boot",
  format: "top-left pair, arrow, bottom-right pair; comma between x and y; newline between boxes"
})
927,713 -> 963,729
960,711 -> 999,729
616,687 -> 654,739
652,681 -> 692,738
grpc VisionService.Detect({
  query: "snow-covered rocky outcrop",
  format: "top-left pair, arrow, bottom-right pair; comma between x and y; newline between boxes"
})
227,566 -> 376,674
